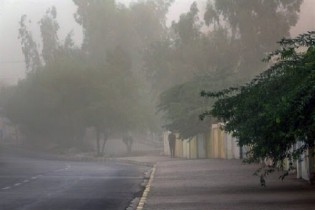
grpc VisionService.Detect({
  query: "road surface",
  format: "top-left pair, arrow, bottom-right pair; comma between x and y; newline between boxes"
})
0,149 -> 147,210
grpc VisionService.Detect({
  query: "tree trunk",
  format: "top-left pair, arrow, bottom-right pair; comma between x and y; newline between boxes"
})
101,131 -> 108,155
100,137 -> 107,156
123,135 -> 133,154
127,142 -> 132,154
96,128 -> 101,156
15,125 -> 20,145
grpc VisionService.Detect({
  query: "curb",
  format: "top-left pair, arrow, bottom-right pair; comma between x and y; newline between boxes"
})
136,164 -> 157,210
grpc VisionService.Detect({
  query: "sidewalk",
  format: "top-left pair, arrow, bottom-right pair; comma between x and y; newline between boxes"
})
121,156 -> 315,210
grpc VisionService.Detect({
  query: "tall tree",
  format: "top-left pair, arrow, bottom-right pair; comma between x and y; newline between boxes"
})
7,8 -> 89,150
4,1 -> 176,153
72,0 -> 174,134
146,0 -> 302,139
39,6 -> 59,64
146,2 -> 240,137
18,15 -> 41,73
204,0 -> 303,80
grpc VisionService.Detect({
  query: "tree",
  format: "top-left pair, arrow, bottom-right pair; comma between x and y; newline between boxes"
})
144,2 -> 206,95
145,0 -> 302,96
39,6 -> 59,64
82,47 -> 147,156
158,76 -> 216,138
204,0 -> 303,80
2,1 -> 174,154
18,15 -> 41,73
72,0 -> 172,72
71,0 -> 175,154
146,0 -> 302,140
4,10 -> 90,150
201,31 -> 315,182
3,47 -> 90,149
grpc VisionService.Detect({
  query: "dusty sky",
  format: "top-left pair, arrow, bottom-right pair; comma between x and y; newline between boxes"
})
0,0 -> 314,84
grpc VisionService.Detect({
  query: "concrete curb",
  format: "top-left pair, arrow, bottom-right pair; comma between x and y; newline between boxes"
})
136,164 -> 156,210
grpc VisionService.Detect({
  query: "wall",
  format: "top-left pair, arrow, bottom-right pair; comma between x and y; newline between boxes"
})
163,125 -> 241,160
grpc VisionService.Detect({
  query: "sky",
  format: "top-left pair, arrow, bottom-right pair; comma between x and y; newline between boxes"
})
0,0 -> 314,85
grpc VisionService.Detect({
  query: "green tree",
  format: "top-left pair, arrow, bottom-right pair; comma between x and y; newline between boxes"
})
201,31 -> 315,181
158,76 -> 217,138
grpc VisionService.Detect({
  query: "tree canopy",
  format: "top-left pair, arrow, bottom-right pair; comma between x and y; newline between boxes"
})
158,76 -> 216,138
201,31 -> 315,172
2,1 -> 174,152
204,0 -> 303,80
152,0 -> 302,138
0,0 -> 304,154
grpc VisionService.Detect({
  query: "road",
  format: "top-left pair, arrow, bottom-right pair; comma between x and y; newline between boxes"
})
0,149 -> 147,210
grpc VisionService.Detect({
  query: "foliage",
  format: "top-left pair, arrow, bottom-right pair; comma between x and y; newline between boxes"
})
3,48 -> 88,148
204,0 -> 303,80
146,0 -> 303,93
18,15 -> 41,73
149,0 -> 301,139
3,1 -> 173,152
201,31 -> 315,172
158,76 -> 215,138
72,0 -> 173,133
3,0 -> 304,154
39,6 -> 59,64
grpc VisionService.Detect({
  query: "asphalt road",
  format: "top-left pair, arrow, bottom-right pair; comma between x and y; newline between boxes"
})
0,149 -> 147,210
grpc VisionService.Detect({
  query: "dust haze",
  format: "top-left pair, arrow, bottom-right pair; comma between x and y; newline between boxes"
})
0,0 -> 314,157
